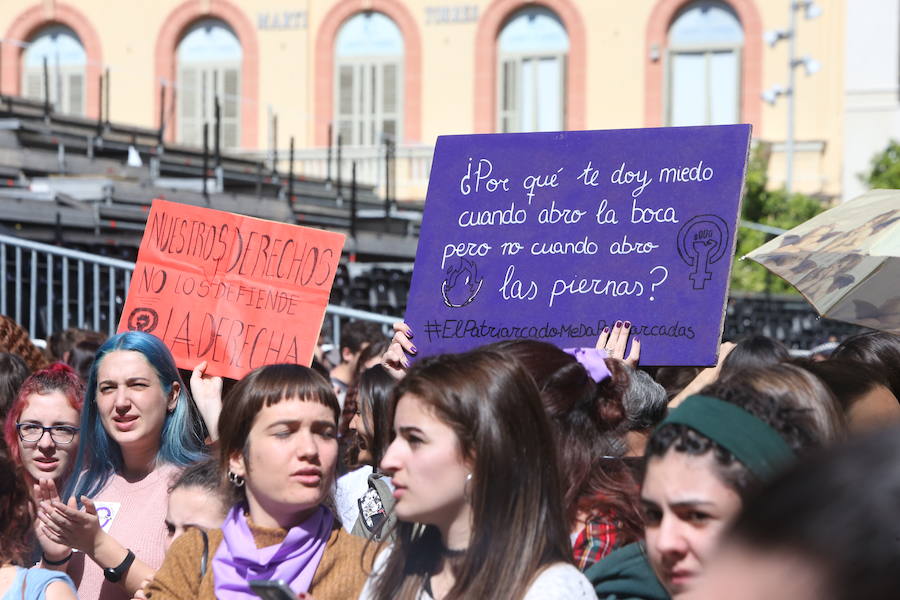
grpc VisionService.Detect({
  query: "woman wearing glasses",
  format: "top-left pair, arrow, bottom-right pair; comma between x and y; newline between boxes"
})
4,363 -> 84,569
34,331 -> 206,600
4,363 -> 84,491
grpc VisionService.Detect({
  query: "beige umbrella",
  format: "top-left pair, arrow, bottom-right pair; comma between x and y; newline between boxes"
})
744,189 -> 900,334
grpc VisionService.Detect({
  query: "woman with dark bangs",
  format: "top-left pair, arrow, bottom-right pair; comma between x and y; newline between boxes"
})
361,349 -> 594,599
147,363 -> 371,599
487,339 -> 645,571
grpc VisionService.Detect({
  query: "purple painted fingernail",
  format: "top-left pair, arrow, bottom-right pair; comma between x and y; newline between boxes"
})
603,327 -> 610,333
634,336 -> 640,343
407,328 -> 414,338
410,345 -> 417,354
614,320 -> 622,328
624,321 -> 631,329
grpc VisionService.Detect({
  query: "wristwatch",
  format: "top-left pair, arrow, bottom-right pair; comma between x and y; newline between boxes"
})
103,549 -> 136,583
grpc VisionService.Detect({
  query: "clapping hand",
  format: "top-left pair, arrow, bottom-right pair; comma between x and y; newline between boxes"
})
37,493 -> 103,555
33,479 -> 72,563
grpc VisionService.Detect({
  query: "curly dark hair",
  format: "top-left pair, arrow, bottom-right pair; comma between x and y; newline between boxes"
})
0,445 -> 34,565
646,380 -> 820,499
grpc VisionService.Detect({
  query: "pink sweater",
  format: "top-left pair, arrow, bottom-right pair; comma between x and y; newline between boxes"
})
66,463 -> 180,600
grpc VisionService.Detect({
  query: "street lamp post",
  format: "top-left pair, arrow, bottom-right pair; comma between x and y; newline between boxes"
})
762,0 -> 822,196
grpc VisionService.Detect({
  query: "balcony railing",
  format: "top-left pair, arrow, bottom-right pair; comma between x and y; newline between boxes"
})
243,144 -> 434,203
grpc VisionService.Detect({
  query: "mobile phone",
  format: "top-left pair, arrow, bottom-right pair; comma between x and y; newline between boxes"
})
249,579 -> 298,600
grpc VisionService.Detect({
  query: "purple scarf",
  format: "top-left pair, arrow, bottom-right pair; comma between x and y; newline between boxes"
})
212,504 -> 334,599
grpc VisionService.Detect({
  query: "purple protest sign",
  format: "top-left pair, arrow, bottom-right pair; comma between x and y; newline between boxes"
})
405,125 -> 751,366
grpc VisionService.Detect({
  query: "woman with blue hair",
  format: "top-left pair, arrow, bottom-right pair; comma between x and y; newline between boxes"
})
33,331 -> 206,600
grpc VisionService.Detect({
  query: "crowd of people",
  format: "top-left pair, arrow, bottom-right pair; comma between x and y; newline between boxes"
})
1,312 -> 900,599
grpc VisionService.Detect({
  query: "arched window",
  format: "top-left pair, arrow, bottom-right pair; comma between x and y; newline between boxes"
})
22,25 -> 86,116
667,1 -> 744,126
176,19 -> 242,149
335,11 -> 404,147
497,7 -> 569,133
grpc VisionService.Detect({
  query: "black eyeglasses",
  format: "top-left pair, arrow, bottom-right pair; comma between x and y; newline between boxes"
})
16,423 -> 80,444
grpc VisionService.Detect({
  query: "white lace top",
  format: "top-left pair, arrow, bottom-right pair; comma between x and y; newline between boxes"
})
358,548 -> 595,599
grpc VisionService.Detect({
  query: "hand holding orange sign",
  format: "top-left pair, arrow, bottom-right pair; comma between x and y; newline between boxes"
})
118,199 -> 345,379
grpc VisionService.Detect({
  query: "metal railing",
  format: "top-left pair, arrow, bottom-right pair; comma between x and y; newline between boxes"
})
243,143 -> 434,202
0,233 -> 399,346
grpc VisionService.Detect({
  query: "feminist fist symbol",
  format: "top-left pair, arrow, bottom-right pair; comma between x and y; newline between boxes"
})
677,215 -> 729,290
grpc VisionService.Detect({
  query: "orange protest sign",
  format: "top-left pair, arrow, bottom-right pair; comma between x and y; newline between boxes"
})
118,199 -> 346,379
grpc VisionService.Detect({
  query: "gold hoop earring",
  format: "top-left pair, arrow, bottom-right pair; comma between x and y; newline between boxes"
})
464,472 -> 473,500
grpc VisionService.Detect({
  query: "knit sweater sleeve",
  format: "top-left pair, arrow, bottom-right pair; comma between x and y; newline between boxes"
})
146,529 -> 215,600
308,527 -> 376,600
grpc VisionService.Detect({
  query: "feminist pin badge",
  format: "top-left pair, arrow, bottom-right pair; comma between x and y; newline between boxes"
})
92,501 -> 121,533
677,215 -> 730,290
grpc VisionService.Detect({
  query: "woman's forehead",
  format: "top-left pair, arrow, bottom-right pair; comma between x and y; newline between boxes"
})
255,397 -> 336,422
97,350 -> 154,377
643,450 -> 738,504
21,390 -> 76,416
394,393 -> 441,425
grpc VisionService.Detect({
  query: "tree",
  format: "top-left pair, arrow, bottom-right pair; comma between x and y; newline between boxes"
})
861,139 -> 900,189
730,144 -> 827,293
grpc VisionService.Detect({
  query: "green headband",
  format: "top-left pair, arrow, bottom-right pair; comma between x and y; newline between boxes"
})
659,395 -> 795,480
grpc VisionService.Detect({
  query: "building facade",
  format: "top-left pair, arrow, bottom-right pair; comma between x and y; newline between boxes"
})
842,0 -> 900,201
0,0 -> 852,201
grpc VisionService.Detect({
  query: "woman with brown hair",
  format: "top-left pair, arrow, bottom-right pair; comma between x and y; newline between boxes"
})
146,363 -> 371,599
486,339 -> 645,570
361,348 -> 594,600
0,445 -> 76,599
720,363 -> 845,443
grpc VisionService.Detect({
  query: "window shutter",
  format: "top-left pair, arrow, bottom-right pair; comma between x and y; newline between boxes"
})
499,58 -> 518,133
222,67 -> 240,149
178,67 -> 200,146
336,58 -> 402,147
561,53 -> 568,128
337,63 -> 357,144
25,70 -> 43,101
338,65 -> 354,117
382,63 -> 398,115
222,69 -> 239,117
68,72 -> 84,116
338,120 -> 353,145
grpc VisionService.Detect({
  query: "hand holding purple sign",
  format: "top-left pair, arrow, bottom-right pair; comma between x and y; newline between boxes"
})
404,125 -> 751,366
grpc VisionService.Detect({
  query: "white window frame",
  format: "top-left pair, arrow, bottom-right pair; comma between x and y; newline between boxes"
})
497,51 -> 567,133
176,60 -> 242,149
23,64 -> 86,116
334,54 -> 403,148
21,27 -> 86,116
664,42 -> 743,126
